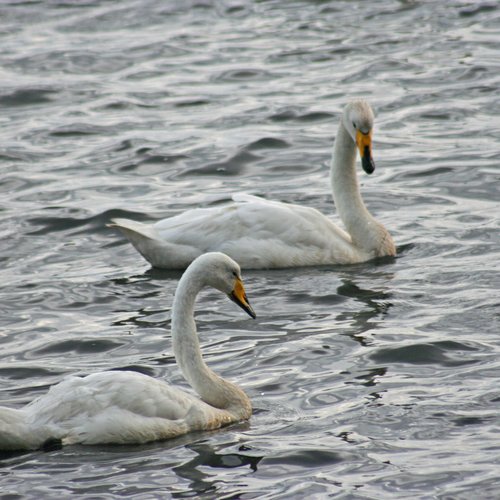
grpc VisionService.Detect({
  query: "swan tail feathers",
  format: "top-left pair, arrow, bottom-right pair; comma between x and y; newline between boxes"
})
107,218 -> 159,241
108,218 -> 203,269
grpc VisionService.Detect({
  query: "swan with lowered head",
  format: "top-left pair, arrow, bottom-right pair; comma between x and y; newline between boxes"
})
0,252 -> 256,451
109,99 -> 395,269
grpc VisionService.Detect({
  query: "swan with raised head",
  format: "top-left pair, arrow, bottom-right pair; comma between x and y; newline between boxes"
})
0,253 -> 256,451
109,99 -> 395,269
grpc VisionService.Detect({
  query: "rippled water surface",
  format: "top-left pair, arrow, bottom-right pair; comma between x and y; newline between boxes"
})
1,0 -> 499,498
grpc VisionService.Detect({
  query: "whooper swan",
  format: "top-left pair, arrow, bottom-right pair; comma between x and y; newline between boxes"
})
109,100 -> 395,269
0,252 -> 256,451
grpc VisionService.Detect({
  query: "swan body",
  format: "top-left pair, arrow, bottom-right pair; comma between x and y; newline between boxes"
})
109,100 -> 395,269
0,253 -> 255,450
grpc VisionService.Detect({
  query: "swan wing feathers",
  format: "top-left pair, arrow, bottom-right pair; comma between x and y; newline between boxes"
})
26,371 -> 199,425
152,194 -> 355,267
15,371 -> 225,445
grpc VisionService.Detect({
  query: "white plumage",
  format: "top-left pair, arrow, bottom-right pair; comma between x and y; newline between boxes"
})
0,253 -> 255,450
109,100 -> 395,269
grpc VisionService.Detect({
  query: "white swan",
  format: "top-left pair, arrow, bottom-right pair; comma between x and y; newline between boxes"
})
109,100 -> 395,269
0,253 -> 255,451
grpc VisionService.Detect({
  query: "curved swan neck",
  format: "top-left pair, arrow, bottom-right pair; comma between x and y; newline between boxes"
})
171,269 -> 204,384
330,120 -> 392,255
171,267 -> 251,417
331,121 -> 372,229
330,116 -> 395,258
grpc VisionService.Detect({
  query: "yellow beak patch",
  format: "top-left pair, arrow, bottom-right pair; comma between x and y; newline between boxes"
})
356,129 -> 375,174
356,129 -> 372,158
230,278 -> 256,319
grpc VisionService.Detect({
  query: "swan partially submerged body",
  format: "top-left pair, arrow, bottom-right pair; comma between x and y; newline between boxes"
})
109,100 -> 395,269
0,253 -> 255,451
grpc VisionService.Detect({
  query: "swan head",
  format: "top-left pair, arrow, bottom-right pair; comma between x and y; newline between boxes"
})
343,100 -> 376,175
193,252 -> 256,319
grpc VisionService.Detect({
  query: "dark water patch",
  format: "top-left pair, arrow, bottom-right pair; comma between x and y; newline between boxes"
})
336,280 -> 393,303
181,150 -> 261,177
394,243 -> 417,258
0,88 -> 58,107
453,65 -> 491,82
174,99 -> 210,108
253,378 -> 285,396
297,111 -> 336,122
109,143 -> 189,173
213,68 -> 272,82
452,416 -> 490,427
245,137 -> 290,150
352,367 -> 388,387
125,69 -> 175,82
33,339 -> 123,356
101,97 -> 150,111
140,152 -> 189,165
287,291 -> 345,306
49,123 -> 110,137
0,366 -> 58,380
219,4 -> 250,17
417,107 -> 473,121
370,341 -> 479,367
126,94 -> 170,110
27,208 -> 152,236
27,212 -> 92,235
456,213 -> 490,225
269,47 -> 333,63
261,449 -> 348,469
459,2 -> 498,17
362,58 -> 423,78
140,266 -> 185,282
371,254 -> 398,268
117,152 -> 189,176
401,166 -> 455,179
113,139 -> 138,152
269,108 -> 334,123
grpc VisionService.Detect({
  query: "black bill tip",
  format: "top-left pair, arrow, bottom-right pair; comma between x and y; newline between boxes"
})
229,292 -> 257,319
362,145 -> 375,174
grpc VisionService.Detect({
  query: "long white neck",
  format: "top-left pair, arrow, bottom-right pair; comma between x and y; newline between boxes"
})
330,121 -> 385,253
171,268 -> 251,418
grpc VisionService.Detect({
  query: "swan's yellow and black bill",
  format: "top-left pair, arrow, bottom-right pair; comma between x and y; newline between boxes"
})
229,278 -> 256,319
356,129 -> 375,175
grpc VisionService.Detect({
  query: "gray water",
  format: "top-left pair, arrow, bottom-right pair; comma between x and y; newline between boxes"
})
1,0 -> 499,498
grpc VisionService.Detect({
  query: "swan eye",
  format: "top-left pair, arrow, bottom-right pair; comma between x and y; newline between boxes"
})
232,271 -> 238,277
352,122 -> 357,129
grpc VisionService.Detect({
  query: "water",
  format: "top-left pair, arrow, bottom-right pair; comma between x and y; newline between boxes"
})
1,0 -> 499,498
